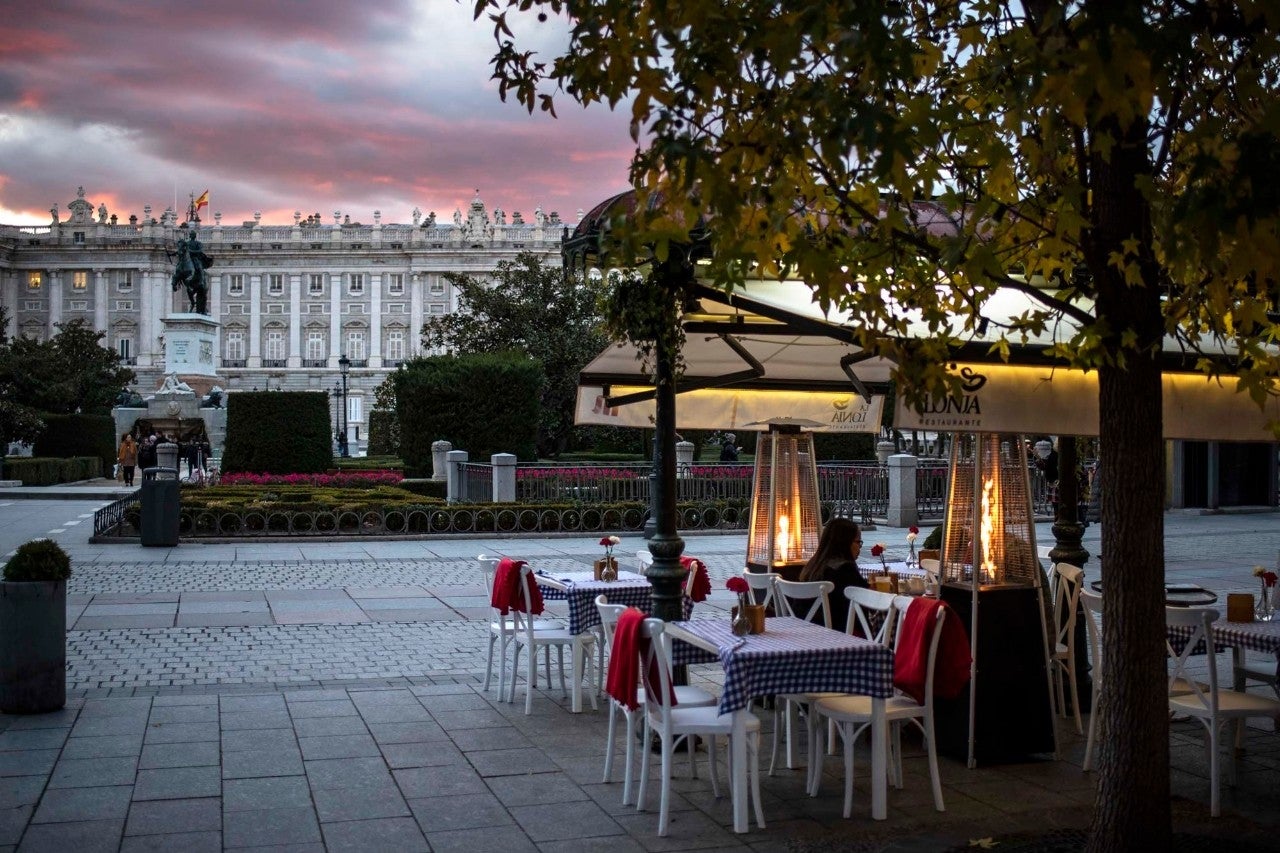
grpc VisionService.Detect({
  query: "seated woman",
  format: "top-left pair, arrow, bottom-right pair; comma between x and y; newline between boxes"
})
796,517 -> 869,633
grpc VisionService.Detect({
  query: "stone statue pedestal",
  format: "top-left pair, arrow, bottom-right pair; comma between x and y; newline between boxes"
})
163,313 -> 219,379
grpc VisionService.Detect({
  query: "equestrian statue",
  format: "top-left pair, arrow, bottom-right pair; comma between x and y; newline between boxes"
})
170,229 -> 213,314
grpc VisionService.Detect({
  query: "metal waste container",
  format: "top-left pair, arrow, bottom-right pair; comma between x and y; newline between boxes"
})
140,465 -> 180,547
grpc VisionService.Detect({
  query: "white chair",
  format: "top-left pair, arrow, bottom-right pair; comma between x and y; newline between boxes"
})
636,549 -> 652,573
919,558 -> 941,596
596,595 -> 716,805
479,555 -> 559,699
742,569 -> 780,611
1080,587 -> 1103,772
1166,605 -> 1280,817
805,585 -> 899,794
508,565 -> 599,715
769,578 -> 835,774
811,595 -> 947,817
1049,562 -> 1085,734
634,617 -> 765,836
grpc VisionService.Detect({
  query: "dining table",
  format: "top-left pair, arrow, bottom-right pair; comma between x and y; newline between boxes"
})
534,569 -> 694,712
665,616 -> 895,832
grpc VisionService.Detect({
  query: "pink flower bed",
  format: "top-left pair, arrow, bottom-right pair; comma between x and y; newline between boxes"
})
220,470 -> 404,487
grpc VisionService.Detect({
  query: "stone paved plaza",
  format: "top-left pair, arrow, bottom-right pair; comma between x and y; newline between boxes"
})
0,498 -> 1277,851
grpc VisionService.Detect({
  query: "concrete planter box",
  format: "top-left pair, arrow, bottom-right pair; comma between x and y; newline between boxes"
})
0,580 -> 67,714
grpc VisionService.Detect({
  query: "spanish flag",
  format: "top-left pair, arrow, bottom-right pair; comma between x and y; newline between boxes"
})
194,190 -> 209,211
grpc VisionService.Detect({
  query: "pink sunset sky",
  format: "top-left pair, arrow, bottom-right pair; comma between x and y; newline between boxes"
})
0,0 -> 635,226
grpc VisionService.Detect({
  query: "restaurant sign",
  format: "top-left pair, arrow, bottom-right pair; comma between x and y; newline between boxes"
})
575,385 -> 885,433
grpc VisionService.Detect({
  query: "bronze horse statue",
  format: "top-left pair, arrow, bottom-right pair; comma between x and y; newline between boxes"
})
170,232 -> 212,314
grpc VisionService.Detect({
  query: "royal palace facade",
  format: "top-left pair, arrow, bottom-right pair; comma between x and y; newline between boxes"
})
0,187 -> 569,453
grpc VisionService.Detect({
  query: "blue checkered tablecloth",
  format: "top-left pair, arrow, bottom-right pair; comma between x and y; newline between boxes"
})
670,616 -> 895,716
1168,618 -> 1280,657
535,571 -> 694,635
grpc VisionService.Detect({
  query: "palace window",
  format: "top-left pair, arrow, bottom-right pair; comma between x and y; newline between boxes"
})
387,274 -> 404,295
309,274 -> 324,294
117,338 -> 133,362
306,331 -> 326,361
116,271 -> 133,291
348,396 -> 363,424
348,273 -> 364,295
429,278 -> 444,295
346,330 -> 366,361
73,231 -> 85,244
265,330 -> 286,361
225,331 -> 245,361
27,271 -> 41,290
228,274 -> 244,296
386,330 -> 405,362
72,271 -> 88,290
429,303 -> 446,314
268,274 -> 284,295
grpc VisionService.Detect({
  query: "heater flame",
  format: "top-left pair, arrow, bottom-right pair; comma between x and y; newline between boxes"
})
979,475 -> 1000,583
775,514 -> 790,564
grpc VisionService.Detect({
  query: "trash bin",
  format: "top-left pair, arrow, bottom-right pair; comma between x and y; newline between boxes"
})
140,466 -> 180,547
156,443 -> 179,474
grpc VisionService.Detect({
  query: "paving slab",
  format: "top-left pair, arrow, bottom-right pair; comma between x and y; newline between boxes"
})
124,797 -> 221,835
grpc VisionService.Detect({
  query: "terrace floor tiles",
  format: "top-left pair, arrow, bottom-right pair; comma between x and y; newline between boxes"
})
177,590 -> 267,603
176,600 -> 270,614
351,597 -> 448,610
174,613 -> 278,628
80,603 -> 178,617
72,614 -> 177,630
344,586 -> 433,599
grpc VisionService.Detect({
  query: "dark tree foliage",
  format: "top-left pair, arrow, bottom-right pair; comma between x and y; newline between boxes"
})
220,392 -> 332,475
0,319 -> 134,416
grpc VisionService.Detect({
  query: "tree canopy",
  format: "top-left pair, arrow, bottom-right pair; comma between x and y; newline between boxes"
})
419,252 -> 607,457
474,1 -> 1280,848
0,318 -> 135,417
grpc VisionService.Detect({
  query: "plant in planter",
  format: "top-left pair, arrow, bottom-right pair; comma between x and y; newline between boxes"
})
0,539 -> 71,713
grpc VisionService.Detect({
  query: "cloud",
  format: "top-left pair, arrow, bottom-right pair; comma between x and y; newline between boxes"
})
0,0 -> 633,225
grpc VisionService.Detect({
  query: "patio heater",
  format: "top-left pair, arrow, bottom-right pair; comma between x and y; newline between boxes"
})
746,421 -> 822,581
936,432 -> 1056,766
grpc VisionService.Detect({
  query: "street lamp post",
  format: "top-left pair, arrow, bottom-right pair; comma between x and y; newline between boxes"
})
338,354 -> 351,457
331,383 -> 342,457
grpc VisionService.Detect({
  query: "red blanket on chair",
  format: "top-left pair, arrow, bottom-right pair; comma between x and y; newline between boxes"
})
680,556 -> 712,602
490,558 -> 543,616
893,598 -> 971,704
606,608 -> 676,711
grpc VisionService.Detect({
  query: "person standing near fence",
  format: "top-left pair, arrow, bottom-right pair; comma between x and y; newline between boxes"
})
719,432 -> 740,462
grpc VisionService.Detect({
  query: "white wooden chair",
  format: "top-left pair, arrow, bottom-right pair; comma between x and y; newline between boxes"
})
508,565 -> 598,714
1049,562 -> 1085,734
811,595 -> 947,817
742,569 -> 781,611
1080,587 -> 1104,772
634,617 -> 765,835
479,555 -> 559,699
769,578 -> 835,774
919,558 -> 942,596
596,595 -> 716,804
1166,605 -> 1280,816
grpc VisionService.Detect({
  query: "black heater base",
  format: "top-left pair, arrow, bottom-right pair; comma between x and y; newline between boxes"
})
937,582 -> 1056,765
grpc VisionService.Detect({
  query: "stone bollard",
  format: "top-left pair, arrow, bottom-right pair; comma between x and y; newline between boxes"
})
676,441 -> 695,477
491,453 -> 517,503
445,450 -> 468,504
431,440 -> 453,481
886,453 -> 919,527
875,440 -> 895,465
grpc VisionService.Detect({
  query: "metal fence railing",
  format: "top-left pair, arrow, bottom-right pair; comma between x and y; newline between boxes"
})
92,490 -> 141,538
460,462 -> 493,504
818,464 -> 889,523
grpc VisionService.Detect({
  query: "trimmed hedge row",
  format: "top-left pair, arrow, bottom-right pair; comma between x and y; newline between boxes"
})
398,479 -> 448,500
4,456 -> 102,486
31,413 -> 115,476
180,485 -> 441,513
367,411 -> 399,456
221,392 -> 332,475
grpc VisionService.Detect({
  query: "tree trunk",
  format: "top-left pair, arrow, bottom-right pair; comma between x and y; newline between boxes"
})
1083,5 -> 1172,842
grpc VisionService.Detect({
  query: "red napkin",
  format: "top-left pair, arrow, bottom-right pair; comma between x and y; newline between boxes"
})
680,556 -> 712,603
490,558 -> 544,616
606,608 -> 677,711
893,598 -> 972,704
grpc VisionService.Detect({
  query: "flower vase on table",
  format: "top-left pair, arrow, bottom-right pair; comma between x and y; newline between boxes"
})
596,536 -> 621,582
1254,566 -> 1277,621
726,577 -> 752,636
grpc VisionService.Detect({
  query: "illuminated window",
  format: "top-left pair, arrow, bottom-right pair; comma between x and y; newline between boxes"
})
27,271 -> 42,290
72,271 -> 88,290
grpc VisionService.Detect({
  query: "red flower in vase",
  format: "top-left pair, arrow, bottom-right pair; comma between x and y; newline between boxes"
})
726,576 -> 750,595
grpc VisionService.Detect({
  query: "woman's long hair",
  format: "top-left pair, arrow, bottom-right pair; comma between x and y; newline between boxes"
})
798,518 -> 861,582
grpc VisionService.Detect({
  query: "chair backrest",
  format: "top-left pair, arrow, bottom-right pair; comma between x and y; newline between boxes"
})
637,617 -> 676,729
636,549 -> 653,573
892,595 -> 947,707
845,586 -> 897,643
1165,605 -> 1222,714
774,579 -> 834,627
1080,588 -> 1103,682
1051,563 -> 1084,648
595,594 -> 627,651
919,558 -> 941,589
742,570 -> 780,610
511,564 -> 559,638
479,555 -> 500,602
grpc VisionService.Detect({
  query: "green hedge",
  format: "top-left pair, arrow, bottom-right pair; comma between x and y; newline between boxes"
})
221,392 -> 332,475
395,352 -> 542,476
4,456 -> 101,486
813,432 -> 876,461
334,456 -> 403,472
398,478 -> 447,500
31,413 -> 115,477
367,410 -> 399,456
